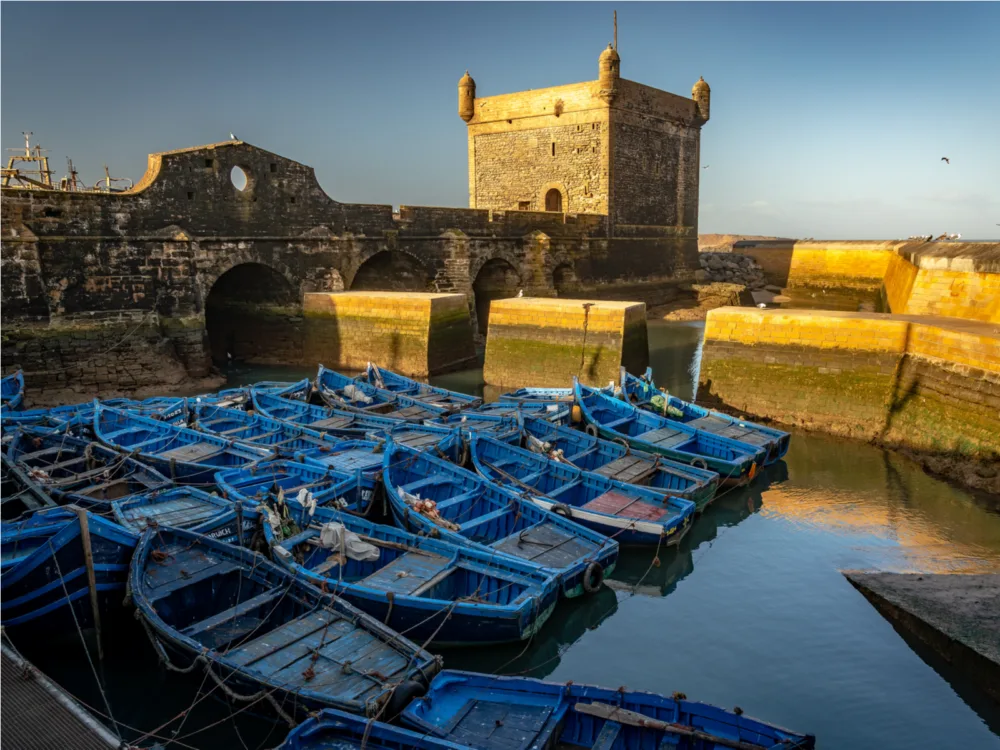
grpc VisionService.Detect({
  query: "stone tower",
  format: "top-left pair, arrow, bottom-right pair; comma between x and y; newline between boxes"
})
460,45 -> 710,237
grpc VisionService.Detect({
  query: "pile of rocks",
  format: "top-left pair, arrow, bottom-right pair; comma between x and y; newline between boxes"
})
696,253 -> 767,289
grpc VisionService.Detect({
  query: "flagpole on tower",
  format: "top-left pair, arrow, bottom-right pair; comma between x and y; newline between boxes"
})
614,10 -> 618,50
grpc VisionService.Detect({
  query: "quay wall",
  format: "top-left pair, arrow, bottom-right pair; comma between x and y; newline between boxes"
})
698,308 -> 1000,494
483,298 -> 648,388
303,292 -> 476,377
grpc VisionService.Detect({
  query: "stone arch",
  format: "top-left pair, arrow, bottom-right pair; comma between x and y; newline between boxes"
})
472,257 -> 522,336
539,182 -> 568,213
553,262 -> 580,297
205,262 -> 300,366
349,250 -> 432,291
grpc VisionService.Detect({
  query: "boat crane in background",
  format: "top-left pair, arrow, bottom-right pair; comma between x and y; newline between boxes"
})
1,132 -> 54,189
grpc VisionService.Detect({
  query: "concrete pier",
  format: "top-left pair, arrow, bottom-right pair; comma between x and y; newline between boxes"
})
483,297 -> 648,388
844,572 -> 1000,703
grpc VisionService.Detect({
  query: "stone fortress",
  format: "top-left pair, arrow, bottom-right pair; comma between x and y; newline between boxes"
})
1,43 -> 710,400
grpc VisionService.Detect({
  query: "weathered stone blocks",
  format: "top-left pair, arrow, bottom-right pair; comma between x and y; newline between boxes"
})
302,291 -> 476,377
483,297 -> 648,388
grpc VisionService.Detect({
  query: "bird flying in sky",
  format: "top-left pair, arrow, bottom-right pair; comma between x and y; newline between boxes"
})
230,132 -> 238,140
702,165 -> 710,169
941,157 -> 950,164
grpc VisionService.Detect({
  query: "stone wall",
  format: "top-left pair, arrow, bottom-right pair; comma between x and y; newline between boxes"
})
483,297 -> 648,388
883,245 -> 1000,323
698,307 -> 1000,493
302,291 -> 476,377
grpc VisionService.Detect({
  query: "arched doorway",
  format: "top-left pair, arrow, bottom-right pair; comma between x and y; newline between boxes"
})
473,258 -> 520,336
351,251 -> 431,291
545,188 -> 563,212
553,263 -> 579,297
205,263 -> 299,366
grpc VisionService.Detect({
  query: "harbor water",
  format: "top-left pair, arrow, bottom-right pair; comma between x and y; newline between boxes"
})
7,321 -> 1000,749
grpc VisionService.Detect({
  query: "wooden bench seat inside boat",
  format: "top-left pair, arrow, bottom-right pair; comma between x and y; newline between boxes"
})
592,455 -> 657,484
441,698 -> 564,750
636,428 -> 690,449
491,523 -> 597,568
155,442 -> 225,462
359,551 -> 452,596
580,490 -> 668,521
182,587 -> 283,649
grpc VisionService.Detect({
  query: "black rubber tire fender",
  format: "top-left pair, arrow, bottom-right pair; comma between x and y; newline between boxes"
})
383,679 -> 426,720
690,457 -> 709,470
584,423 -> 599,437
551,502 -> 573,519
582,562 -> 604,594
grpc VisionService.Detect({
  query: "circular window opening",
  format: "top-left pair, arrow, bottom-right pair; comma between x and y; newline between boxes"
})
230,165 -> 248,191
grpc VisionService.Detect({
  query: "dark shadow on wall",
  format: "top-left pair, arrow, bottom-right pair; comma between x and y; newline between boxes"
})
472,258 -> 520,336
205,263 -> 300,366
351,251 -> 431,292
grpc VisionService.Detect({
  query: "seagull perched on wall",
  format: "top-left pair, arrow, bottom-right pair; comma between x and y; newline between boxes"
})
756,303 -> 767,309
230,132 -> 238,141
516,289 -> 524,298
940,157 -> 950,164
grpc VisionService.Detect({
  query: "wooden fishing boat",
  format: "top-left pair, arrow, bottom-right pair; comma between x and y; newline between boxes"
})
0,452 -> 59,521
1,510 -> 137,628
574,381 -> 766,487
363,362 -> 482,409
131,526 -> 441,720
402,670 -> 816,750
1,370 -> 25,412
383,439 -> 618,598
469,433 -> 695,546
189,401 -> 342,458
472,400 -> 572,425
521,415 -> 719,513
279,707 -> 471,750
7,427 -> 172,509
425,412 -> 523,447
215,459 -> 371,514
1,507 -> 77,573
264,499 -> 560,645
622,367 -> 790,465
94,403 -> 275,484
112,486 -> 235,534
317,365 -> 451,421
498,386 -> 577,403
252,389 -> 464,460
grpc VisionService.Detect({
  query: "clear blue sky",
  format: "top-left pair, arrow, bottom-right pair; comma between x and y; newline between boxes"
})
3,2 -> 998,239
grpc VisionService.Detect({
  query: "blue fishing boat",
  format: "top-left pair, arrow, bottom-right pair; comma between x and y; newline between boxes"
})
317,365 -> 453,421
7,427 -> 172,508
216,459 -> 371,514
575,381 -> 765,486
94,403 -> 275,484
472,400 -> 573,425
264,499 -> 560,645
1,507 -> 77,573
363,362 -> 482,409
131,526 -> 441,721
279,708 -> 471,750
622,367 -> 790,465
383,440 -> 618,598
112,486 -> 235,533
499,386 -> 577,403
521,415 -> 719,513
189,401 -> 342,458
402,671 -> 816,750
469,434 -> 695,546
426,412 -> 523,447
1,510 -> 137,628
1,452 -> 59,521
1,370 -> 25,412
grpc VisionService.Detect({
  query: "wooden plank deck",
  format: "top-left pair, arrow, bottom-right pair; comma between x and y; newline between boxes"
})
592,455 -> 656,484
492,523 -> 598,568
581,490 -> 667,521
360,551 -> 451,596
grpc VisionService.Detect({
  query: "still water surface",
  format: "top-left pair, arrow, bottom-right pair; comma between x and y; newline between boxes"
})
10,321 -> 1000,749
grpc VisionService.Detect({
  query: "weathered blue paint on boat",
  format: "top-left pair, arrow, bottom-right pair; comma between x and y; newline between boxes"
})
279,707 -> 473,750
521,416 -> 719,513
471,400 -> 573,426
575,381 -> 766,487
469,434 -> 695,546
426,412 -> 523,447
317,365 -> 455,421
1,511 -> 137,628
189,401 -> 342,458
383,439 -> 618,598
1,507 -> 77,573
7,427 -> 172,508
215,460 -> 371,514
1,452 -> 60,522
1,370 -> 25,412
403,671 -> 816,750
623,367 -> 790,464
112,486 -> 234,534
130,526 -> 441,721
1,396 -> 186,433
499,386 -> 576,403
363,362 -> 482,409
94,404 -> 275,485
265,500 -> 560,646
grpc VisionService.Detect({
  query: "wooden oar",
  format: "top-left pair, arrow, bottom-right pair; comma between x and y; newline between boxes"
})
573,702 -> 768,750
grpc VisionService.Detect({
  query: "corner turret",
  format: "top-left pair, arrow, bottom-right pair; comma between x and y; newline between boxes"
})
598,44 -> 621,91
458,71 -> 476,123
692,76 -> 710,123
